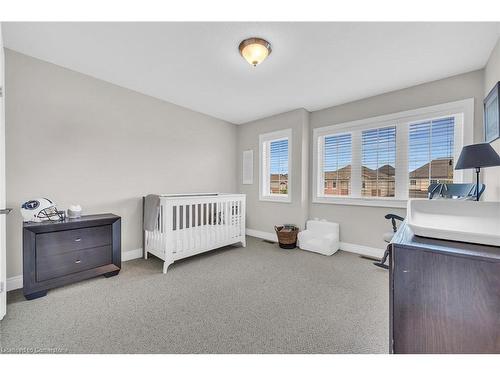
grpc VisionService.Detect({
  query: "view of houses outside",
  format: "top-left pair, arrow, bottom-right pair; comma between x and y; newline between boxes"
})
324,166 -> 351,196
323,164 -> 396,197
270,173 -> 288,194
408,157 -> 454,197
323,157 -> 454,197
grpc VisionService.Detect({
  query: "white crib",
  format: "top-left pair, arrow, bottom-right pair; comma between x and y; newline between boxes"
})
144,193 -> 246,273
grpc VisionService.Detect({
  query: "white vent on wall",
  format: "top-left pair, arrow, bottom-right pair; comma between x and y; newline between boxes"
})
242,150 -> 253,184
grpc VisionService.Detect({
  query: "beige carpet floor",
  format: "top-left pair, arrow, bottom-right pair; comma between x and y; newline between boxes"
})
1,236 -> 389,353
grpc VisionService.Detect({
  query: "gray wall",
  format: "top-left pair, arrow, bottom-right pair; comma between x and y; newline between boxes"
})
309,70 -> 485,250
237,109 -> 309,233
238,70 -> 485,250
5,50 -> 237,278
484,38 -> 500,201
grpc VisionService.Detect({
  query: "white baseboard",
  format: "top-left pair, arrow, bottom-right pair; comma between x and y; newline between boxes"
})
246,228 -> 384,259
339,242 -> 385,259
246,228 -> 277,242
122,248 -> 143,262
6,248 -> 144,292
6,275 -> 23,292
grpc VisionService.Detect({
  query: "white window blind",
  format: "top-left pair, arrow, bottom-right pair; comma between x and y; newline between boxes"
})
322,134 -> 352,196
408,117 -> 455,198
361,126 -> 396,198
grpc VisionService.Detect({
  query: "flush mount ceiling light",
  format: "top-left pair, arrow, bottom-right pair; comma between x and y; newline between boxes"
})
238,37 -> 272,67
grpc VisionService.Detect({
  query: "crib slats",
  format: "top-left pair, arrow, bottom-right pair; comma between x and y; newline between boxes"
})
203,203 -> 208,249
194,203 -> 199,250
185,205 -> 188,249
217,201 -> 221,243
175,204 -> 180,252
213,201 -> 216,244
224,200 -> 227,239
225,200 -> 230,241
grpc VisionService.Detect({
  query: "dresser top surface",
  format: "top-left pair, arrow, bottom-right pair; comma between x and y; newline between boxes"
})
23,214 -> 120,232
392,221 -> 500,261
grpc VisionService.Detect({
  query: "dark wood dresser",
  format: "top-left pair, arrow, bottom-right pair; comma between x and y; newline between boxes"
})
23,214 -> 121,300
389,222 -> 500,354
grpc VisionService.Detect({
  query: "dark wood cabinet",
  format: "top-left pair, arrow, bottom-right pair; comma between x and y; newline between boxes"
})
389,222 -> 500,354
23,214 -> 121,300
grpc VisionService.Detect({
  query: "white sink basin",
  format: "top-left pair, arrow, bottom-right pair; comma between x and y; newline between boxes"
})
407,199 -> 500,246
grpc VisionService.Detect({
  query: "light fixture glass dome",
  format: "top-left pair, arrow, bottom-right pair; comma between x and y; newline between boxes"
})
239,38 -> 272,67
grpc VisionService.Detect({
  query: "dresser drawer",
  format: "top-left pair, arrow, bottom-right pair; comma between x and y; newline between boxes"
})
36,245 -> 113,282
36,225 -> 112,256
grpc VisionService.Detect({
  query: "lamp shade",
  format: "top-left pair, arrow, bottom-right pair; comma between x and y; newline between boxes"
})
455,143 -> 500,170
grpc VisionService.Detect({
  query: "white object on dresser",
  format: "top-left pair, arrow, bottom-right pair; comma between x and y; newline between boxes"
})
297,219 -> 339,256
67,204 -> 82,219
407,199 -> 500,246
144,193 -> 246,273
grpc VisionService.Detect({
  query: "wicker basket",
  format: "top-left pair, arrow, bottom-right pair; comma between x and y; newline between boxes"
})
274,225 -> 299,249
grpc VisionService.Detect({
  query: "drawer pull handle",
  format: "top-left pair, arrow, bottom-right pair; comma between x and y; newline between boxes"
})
75,238 -> 82,242
75,260 -> 81,264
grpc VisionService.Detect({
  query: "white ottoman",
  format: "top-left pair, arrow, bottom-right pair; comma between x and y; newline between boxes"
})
297,219 -> 339,256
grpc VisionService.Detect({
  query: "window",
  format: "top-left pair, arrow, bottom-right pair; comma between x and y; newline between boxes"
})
408,117 -> 455,198
322,133 -> 352,196
361,126 -> 396,198
259,129 -> 292,202
269,139 -> 289,195
313,99 -> 472,207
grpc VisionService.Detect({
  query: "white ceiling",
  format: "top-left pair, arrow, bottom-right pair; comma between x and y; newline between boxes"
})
2,22 -> 500,124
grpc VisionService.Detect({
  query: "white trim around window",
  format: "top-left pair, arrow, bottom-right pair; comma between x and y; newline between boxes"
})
259,128 -> 292,202
312,98 -> 474,208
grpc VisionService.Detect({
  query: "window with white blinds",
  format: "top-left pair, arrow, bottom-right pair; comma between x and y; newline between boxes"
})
269,139 -> 289,195
408,117 -> 455,198
259,129 -> 292,202
313,99 -> 471,207
361,126 -> 396,198
322,134 -> 352,196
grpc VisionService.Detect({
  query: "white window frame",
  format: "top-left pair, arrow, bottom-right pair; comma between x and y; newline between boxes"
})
312,98 -> 474,208
259,128 -> 292,203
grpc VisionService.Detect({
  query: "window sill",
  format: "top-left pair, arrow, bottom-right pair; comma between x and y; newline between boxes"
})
312,197 -> 408,208
259,195 -> 292,203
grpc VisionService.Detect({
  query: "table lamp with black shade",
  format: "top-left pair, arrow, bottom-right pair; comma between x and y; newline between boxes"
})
455,143 -> 500,201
